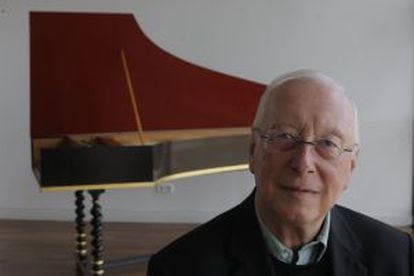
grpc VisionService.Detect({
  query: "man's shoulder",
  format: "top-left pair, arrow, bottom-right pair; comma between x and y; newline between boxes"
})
157,204 -> 239,254
332,205 -> 413,272
334,205 -> 406,235
332,205 -> 412,249
148,199 -> 250,274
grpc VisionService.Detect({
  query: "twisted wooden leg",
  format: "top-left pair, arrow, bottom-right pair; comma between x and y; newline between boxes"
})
75,190 -> 88,263
89,190 -> 105,275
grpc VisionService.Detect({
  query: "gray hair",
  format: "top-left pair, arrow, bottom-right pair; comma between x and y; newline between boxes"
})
252,69 -> 360,143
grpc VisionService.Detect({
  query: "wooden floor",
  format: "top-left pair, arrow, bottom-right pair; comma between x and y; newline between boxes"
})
0,220 -> 411,276
0,220 -> 196,276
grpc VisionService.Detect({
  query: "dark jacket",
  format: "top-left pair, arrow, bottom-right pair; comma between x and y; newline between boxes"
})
148,191 -> 413,276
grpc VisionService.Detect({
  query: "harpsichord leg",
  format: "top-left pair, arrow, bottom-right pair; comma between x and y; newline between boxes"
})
89,189 -> 105,275
74,190 -> 88,272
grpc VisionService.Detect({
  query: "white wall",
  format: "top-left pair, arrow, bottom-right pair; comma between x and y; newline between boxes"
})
0,0 -> 412,225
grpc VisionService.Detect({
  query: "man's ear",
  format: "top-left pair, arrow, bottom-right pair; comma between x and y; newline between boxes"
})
350,148 -> 359,173
343,151 -> 358,191
248,135 -> 256,174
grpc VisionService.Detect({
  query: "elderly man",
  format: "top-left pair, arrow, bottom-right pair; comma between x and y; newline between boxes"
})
148,70 -> 413,276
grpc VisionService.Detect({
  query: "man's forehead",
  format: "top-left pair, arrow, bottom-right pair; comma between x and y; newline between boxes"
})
267,78 -> 352,111
262,81 -> 355,137
272,78 -> 344,97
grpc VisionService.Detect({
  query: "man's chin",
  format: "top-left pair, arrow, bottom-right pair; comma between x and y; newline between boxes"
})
275,206 -> 322,226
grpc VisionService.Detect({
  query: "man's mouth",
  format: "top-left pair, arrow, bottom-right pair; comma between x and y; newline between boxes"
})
281,186 -> 319,195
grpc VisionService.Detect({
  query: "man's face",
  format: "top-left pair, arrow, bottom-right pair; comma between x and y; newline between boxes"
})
250,80 -> 358,227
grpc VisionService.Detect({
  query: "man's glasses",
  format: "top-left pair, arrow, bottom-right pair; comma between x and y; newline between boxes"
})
254,129 -> 357,160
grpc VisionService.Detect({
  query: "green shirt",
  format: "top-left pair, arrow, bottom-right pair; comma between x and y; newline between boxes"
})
256,205 -> 330,265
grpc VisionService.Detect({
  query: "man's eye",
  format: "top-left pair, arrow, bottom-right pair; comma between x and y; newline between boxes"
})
275,133 -> 296,140
319,139 -> 338,148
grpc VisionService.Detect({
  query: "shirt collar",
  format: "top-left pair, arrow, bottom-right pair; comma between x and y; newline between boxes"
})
255,203 -> 330,265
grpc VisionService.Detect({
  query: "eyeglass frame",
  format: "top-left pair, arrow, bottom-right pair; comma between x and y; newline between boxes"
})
252,128 -> 358,159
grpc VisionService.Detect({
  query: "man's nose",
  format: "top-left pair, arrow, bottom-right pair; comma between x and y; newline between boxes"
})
290,143 -> 316,174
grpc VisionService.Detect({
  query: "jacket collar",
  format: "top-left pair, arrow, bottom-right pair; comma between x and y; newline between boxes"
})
226,190 -> 368,276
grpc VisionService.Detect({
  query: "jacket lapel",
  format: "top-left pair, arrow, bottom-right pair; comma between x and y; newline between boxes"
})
227,191 -> 274,276
329,206 -> 368,276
